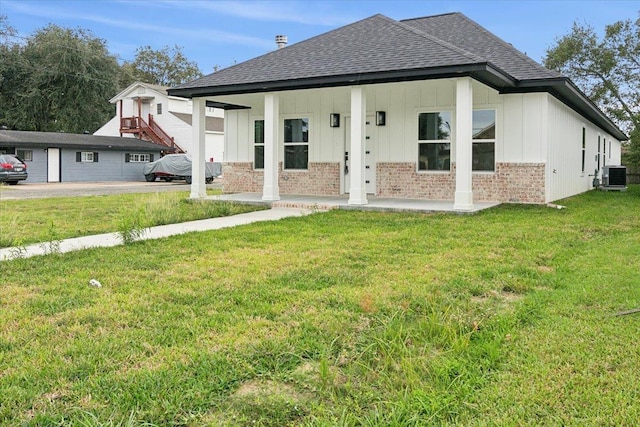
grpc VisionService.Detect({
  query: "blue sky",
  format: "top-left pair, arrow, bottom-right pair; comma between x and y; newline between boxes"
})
1,0 -> 636,75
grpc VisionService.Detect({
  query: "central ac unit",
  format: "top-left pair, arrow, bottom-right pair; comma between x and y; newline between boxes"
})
602,165 -> 627,189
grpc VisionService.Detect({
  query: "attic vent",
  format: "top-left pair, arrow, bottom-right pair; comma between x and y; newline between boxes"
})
601,165 -> 627,191
275,35 -> 288,49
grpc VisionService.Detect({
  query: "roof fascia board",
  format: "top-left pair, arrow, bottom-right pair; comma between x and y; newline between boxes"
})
168,63 -> 516,99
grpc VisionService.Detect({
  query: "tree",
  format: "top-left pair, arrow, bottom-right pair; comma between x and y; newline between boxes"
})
0,22 -> 120,133
544,14 -> 640,167
120,45 -> 203,88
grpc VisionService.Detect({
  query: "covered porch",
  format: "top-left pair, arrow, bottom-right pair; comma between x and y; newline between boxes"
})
208,192 -> 500,214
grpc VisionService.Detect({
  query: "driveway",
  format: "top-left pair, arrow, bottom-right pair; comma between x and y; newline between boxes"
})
0,180 -> 222,200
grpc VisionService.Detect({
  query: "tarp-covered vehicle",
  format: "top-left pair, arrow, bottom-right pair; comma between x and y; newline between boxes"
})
143,154 -> 221,184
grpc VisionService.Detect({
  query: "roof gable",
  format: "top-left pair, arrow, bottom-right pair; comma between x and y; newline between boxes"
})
109,82 -> 169,104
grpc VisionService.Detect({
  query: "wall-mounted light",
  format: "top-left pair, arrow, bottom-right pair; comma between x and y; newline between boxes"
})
376,111 -> 386,126
330,113 -> 340,128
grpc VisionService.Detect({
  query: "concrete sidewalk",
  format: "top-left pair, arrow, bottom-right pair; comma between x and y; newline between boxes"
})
0,208 -> 310,261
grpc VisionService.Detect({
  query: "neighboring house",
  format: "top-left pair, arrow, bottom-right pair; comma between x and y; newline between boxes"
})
168,13 -> 626,209
0,130 -> 168,183
95,82 -> 225,162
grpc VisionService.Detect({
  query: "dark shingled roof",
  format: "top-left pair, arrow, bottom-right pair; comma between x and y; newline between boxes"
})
171,14 -> 503,95
168,12 -> 626,140
0,130 -> 171,152
401,13 -> 562,81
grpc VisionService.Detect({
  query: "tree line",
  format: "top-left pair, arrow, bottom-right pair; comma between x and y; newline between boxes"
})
0,13 -> 638,168
544,12 -> 640,169
0,15 -> 203,133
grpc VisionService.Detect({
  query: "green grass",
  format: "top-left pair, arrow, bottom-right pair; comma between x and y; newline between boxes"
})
0,190 -> 262,248
1,187 -> 639,425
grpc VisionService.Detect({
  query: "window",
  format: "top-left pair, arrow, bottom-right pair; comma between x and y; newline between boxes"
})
472,110 -> 496,171
284,118 -> 309,169
76,151 -> 98,162
157,103 -> 162,115
581,127 -> 586,173
17,149 -> 33,162
608,140 -> 611,160
597,135 -> 601,170
418,111 -> 451,171
254,120 -> 264,169
125,153 -> 153,163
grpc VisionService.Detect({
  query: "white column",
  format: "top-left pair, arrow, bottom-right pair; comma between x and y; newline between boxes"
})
190,97 -> 207,199
262,93 -> 280,201
454,78 -> 474,211
348,86 -> 367,205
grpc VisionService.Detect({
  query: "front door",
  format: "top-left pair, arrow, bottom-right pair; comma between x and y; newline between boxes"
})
344,116 -> 375,194
47,148 -> 60,182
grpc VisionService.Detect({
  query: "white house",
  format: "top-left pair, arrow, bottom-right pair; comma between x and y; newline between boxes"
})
168,13 -> 626,209
95,82 -> 225,162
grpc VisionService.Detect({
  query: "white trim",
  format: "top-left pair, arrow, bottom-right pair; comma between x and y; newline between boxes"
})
454,78 -> 474,211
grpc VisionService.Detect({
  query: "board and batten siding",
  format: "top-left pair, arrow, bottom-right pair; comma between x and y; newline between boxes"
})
546,94 -> 622,202
223,79 -> 507,166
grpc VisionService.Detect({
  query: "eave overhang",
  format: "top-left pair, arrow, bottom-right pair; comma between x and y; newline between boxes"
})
502,78 -> 628,141
168,63 -> 516,99
168,63 -> 627,141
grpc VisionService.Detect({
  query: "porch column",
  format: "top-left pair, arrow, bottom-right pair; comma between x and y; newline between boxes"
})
454,78 -> 474,211
262,93 -> 280,201
348,86 -> 367,205
190,97 -> 207,199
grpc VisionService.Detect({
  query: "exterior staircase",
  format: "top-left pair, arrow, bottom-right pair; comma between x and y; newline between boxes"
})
120,114 -> 185,153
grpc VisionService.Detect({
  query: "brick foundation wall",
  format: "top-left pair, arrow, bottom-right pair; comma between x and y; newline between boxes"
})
376,162 -> 455,200
377,162 -> 546,203
223,162 -> 340,196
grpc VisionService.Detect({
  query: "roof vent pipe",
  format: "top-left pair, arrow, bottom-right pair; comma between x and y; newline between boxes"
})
275,35 -> 288,49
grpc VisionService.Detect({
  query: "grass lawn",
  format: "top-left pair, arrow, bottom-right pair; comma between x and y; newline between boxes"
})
1,186 -> 639,426
0,190 -> 262,248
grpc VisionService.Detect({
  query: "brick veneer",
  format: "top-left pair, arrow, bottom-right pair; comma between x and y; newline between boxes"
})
377,162 -> 546,203
223,162 -> 340,196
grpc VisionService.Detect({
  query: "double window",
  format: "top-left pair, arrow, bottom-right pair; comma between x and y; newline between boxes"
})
417,109 -> 496,171
17,149 -> 33,162
126,153 -> 153,163
254,118 -> 309,170
76,151 -> 98,163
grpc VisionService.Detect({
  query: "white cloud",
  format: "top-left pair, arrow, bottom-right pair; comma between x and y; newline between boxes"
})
3,0 -> 273,49
159,0 -> 354,26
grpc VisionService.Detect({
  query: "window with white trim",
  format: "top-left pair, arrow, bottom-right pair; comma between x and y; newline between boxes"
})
126,153 -> 152,163
284,118 -> 309,170
17,149 -> 33,161
418,111 -> 451,171
76,151 -> 98,162
254,119 -> 264,169
157,103 -> 162,115
472,109 -> 496,171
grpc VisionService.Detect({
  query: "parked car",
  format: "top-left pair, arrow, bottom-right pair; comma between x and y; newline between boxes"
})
0,154 -> 28,185
143,153 -> 221,184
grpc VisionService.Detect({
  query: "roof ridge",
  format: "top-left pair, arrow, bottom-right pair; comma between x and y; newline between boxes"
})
379,14 -> 484,64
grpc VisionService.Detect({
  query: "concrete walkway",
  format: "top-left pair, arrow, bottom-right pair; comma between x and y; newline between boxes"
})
0,208 -> 310,261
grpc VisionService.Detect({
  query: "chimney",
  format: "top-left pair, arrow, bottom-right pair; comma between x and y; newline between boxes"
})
275,35 -> 288,49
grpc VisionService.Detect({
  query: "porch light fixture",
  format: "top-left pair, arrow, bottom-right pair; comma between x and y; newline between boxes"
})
330,113 -> 340,128
376,111 -> 386,126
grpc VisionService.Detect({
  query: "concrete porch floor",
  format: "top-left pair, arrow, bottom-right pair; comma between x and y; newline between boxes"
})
208,193 -> 501,214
